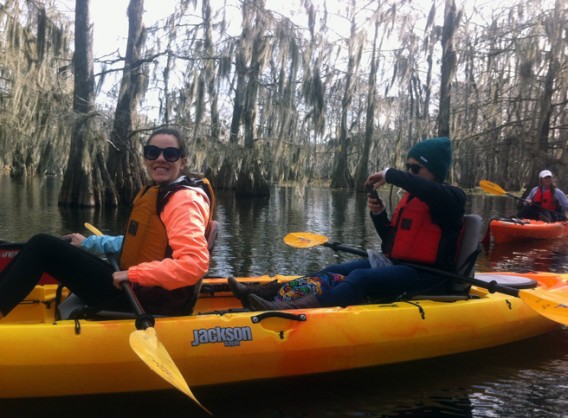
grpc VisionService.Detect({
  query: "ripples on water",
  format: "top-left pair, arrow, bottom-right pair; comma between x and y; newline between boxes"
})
1,175 -> 567,417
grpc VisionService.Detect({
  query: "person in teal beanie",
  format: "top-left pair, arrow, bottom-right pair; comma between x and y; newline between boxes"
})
406,136 -> 452,181
238,136 -> 466,310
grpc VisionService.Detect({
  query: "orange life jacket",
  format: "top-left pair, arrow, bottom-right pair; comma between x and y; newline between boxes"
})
383,193 -> 442,265
533,187 -> 558,212
119,177 -> 214,270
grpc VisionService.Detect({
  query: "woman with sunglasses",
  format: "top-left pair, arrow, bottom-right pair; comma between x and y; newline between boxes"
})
237,137 -> 466,310
516,170 -> 568,222
0,127 -> 212,320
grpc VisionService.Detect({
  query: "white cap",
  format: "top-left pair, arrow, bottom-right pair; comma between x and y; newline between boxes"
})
539,170 -> 553,178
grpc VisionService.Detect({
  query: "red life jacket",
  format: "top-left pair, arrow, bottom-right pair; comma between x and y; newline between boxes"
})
383,193 -> 442,265
533,187 -> 558,212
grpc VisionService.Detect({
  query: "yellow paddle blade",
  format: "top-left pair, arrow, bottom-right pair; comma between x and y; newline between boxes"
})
84,222 -> 104,236
479,180 -> 507,196
130,328 -> 212,415
283,232 -> 329,248
518,289 -> 568,326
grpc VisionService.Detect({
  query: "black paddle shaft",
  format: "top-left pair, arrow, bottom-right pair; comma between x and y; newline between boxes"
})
108,255 -> 155,330
324,241 -> 367,257
322,241 -> 521,298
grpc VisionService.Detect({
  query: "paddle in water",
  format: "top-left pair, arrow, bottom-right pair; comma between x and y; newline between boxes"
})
84,223 -> 211,415
283,231 -> 568,326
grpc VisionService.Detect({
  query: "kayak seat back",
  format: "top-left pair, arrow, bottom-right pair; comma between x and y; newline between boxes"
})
207,220 -> 219,252
443,214 -> 483,294
456,214 -> 483,278
400,215 -> 482,302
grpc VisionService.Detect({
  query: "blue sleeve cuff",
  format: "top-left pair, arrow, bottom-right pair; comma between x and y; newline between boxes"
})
81,235 -> 123,255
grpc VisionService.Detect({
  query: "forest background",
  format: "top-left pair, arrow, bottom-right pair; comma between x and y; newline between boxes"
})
0,0 -> 566,207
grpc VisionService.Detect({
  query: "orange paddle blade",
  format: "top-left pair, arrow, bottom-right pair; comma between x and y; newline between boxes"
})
283,232 -> 329,248
479,180 -> 507,196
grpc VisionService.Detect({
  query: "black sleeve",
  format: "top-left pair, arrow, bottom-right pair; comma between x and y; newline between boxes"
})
370,210 -> 391,241
384,168 -> 466,229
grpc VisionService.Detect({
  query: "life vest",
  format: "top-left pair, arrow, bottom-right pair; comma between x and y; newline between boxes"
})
119,176 -> 214,270
383,193 -> 442,265
533,187 -> 558,212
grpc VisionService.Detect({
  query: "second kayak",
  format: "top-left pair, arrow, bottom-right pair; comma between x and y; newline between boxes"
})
489,217 -> 568,244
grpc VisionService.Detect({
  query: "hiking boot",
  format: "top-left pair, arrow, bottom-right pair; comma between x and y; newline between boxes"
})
227,277 -> 281,308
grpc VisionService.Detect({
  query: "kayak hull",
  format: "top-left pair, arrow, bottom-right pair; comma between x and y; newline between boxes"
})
0,272 -> 565,399
489,218 -> 568,244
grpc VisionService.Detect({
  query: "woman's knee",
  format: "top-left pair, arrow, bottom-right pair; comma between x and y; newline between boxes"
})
322,260 -> 370,276
343,268 -> 377,286
24,234 -> 60,250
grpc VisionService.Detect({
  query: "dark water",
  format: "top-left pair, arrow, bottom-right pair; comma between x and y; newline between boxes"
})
1,175 -> 567,417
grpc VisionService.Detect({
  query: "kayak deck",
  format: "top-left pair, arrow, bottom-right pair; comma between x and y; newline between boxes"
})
0,272 -> 566,398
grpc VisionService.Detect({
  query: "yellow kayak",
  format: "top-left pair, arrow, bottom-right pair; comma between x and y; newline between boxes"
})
0,272 -> 566,399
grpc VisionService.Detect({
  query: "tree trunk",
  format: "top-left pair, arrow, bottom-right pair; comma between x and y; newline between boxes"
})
203,0 -> 220,139
330,10 -> 358,190
354,19 -> 379,192
59,0 -> 115,207
229,40 -> 247,145
226,0 -> 269,196
437,0 -> 461,138
106,0 -> 147,205
536,51 -> 557,155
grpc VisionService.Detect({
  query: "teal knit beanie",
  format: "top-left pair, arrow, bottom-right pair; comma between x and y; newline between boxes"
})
407,137 -> 452,181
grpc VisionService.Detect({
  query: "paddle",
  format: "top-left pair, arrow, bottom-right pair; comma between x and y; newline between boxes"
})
479,180 -> 556,217
479,180 -> 528,204
283,231 -> 568,326
285,232 -> 367,256
84,223 -> 211,415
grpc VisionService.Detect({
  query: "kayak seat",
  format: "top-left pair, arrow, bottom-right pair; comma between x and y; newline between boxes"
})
206,220 -> 219,252
456,214 -> 483,279
402,214 -> 483,302
57,280 -> 202,321
56,221 -> 219,321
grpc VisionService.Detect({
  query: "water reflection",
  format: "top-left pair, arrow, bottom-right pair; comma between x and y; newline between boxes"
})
482,238 -> 568,273
1,175 -> 568,417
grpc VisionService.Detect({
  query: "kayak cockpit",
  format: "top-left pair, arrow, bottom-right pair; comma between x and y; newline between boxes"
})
3,271 -> 545,326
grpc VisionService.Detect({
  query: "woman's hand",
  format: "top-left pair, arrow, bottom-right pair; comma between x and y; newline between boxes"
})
365,169 -> 388,215
368,195 -> 385,215
365,169 -> 389,190
112,270 -> 130,289
62,233 -> 86,247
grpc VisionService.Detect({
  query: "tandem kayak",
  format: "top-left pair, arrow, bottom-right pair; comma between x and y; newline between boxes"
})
0,272 -> 566,399
488,217 -> 568,244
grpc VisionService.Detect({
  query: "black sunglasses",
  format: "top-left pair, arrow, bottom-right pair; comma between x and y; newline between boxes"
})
405,163 -> 424,175
143,145 -> 183,162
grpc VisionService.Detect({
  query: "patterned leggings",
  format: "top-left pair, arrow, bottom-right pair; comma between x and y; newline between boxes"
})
276,272 -> 345,301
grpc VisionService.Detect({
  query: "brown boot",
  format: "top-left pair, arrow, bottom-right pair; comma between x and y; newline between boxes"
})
248,294 -> 321,311
228,277 -> 281,308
